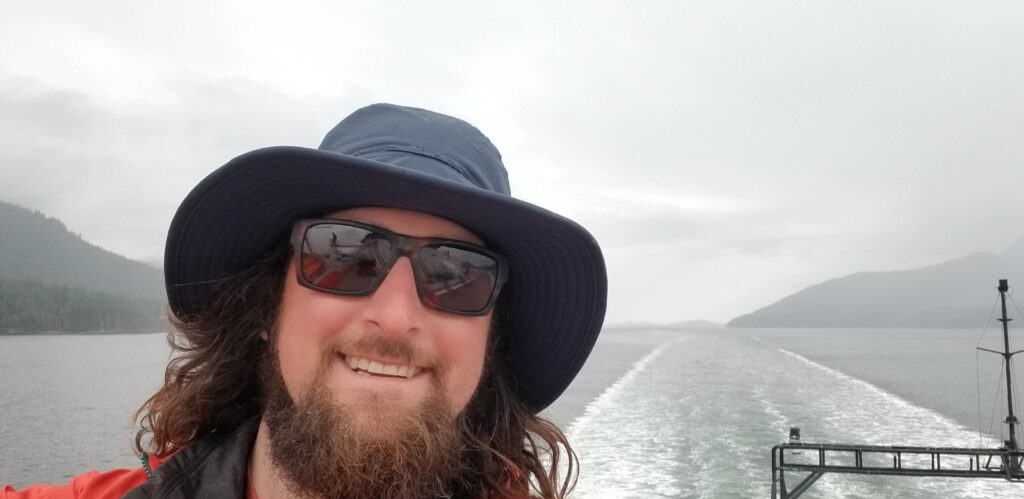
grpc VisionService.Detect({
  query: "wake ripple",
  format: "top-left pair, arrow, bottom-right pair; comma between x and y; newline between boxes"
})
567,343 -> 680,498
774,347 -> 1008,498
561,331 -> 1024,498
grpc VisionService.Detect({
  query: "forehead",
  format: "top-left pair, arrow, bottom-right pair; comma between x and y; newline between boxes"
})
320,206 -> 485,245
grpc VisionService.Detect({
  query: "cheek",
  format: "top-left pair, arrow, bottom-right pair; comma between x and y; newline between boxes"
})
274,269 -> 356,398
273,288 -> 316,399
439,318 -> 491,412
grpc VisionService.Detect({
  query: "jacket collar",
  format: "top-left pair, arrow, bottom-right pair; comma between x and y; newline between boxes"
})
124,419 -> 259,499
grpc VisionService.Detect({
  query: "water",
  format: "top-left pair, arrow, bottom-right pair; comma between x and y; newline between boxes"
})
0,334 -> 169,486
3,328 -> 1024,497
563,328 -> 1023,498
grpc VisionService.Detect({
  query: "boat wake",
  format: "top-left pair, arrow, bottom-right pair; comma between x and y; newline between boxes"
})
562,330 -> 1021,498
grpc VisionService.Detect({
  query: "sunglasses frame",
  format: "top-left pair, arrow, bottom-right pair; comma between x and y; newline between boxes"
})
290,218 -> 509,316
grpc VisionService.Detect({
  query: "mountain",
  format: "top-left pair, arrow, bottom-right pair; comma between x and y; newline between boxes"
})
665,320 -> 724,329
1002,237 -> 1024,269
728,250 -> 1024,328
602,321 -> 663,332
603,320 -> 724,332
0,201 -> 164,300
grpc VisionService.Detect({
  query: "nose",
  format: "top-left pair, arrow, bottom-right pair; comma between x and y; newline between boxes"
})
361,256 -> 422,336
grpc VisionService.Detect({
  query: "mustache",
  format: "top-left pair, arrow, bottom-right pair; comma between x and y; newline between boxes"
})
324,334 -> 441,372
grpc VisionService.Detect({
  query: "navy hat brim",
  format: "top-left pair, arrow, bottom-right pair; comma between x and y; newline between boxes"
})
165,145 -> 607,411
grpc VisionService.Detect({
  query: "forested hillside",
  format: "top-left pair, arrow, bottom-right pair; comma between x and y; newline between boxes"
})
0,280 -> 164,333
0,201 -> 163,299
0,201 -> 167,333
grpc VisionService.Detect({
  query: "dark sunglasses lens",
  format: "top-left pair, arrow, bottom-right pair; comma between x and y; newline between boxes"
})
419,244 -> 499,312
300,224 -> 393,293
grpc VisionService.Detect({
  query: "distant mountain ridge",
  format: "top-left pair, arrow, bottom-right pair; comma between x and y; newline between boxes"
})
604,319 -> 724,332
0,201 -> 164,300
729,247 -> 1024,328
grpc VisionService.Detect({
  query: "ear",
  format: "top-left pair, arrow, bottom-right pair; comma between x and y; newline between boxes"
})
260,330 -> 269,341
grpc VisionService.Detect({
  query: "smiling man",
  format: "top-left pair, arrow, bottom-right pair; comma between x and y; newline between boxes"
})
2,104 -> 606,499
254,207 -> 500,498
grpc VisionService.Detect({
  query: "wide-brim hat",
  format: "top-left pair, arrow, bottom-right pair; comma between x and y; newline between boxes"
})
164,103 -> 607,411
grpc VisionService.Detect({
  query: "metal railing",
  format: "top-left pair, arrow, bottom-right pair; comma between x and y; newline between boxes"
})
772,442 -> 1024,498
770,281 -> 1024,498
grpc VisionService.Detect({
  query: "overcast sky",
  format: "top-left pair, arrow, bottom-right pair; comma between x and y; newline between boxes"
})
2,1 -> 1022,324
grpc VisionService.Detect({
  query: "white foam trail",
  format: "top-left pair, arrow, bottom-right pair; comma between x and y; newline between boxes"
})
566,343 -> 670,440
777,348 -> 1000,447
776,347 -> 1011,498
559,332 -> 1020,498
567,343 -> 679,498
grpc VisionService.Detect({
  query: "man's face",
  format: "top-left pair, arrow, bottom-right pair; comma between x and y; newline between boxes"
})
273,206 -> 492,436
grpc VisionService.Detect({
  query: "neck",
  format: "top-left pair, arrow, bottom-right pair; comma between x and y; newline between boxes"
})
248,418 -> 299,499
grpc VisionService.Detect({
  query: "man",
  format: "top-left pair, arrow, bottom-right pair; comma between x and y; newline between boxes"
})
3,104 -> 607,498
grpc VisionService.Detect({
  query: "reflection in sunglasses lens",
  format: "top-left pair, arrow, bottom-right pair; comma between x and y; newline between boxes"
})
298,222 -> 499,313
421,245 -> 498,312
301,224 -> 393,292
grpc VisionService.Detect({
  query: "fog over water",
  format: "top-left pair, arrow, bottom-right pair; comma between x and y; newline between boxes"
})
3,2 -> 1023,324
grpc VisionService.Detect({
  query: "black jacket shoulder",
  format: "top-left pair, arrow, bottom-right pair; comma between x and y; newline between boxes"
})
123,420 -> 258,499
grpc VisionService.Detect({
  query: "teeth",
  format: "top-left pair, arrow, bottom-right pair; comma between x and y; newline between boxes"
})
344,355 -> 421,379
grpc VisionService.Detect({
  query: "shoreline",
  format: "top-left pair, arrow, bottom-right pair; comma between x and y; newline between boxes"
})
0,329 -> 167,336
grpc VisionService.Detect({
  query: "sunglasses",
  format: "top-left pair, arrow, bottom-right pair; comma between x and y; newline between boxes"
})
291,218 -> 508,316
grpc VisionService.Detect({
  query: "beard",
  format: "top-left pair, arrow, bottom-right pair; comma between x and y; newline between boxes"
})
260,336 -> 474,499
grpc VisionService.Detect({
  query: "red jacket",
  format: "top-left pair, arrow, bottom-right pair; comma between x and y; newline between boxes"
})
5,424 -> 527,499
2,453 -> 168,499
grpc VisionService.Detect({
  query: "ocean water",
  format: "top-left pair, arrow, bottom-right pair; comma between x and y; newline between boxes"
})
3,328 -> 1024,498
559,328 -> 1024,498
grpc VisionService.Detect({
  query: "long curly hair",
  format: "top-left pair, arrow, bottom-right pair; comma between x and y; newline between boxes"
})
134,246 -> 578,498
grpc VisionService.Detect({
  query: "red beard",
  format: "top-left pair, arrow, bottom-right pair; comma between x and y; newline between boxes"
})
261,335 -> 472,499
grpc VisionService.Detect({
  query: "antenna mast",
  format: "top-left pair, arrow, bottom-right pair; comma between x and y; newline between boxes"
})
975,279 -> 1024,475
998,279 -> 1020,452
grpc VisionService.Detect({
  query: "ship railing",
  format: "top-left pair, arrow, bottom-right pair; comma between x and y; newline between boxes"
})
771,442 -> 1024,499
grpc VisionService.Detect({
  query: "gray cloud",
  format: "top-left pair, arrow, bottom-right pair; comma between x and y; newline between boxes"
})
0,73 -> 355,261
2,1 -> 1023,323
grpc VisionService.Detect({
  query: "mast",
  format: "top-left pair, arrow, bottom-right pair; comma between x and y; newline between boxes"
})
999,279 -> 1019,452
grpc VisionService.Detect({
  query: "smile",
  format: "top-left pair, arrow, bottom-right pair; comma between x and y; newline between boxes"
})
343,354 -> 423,379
